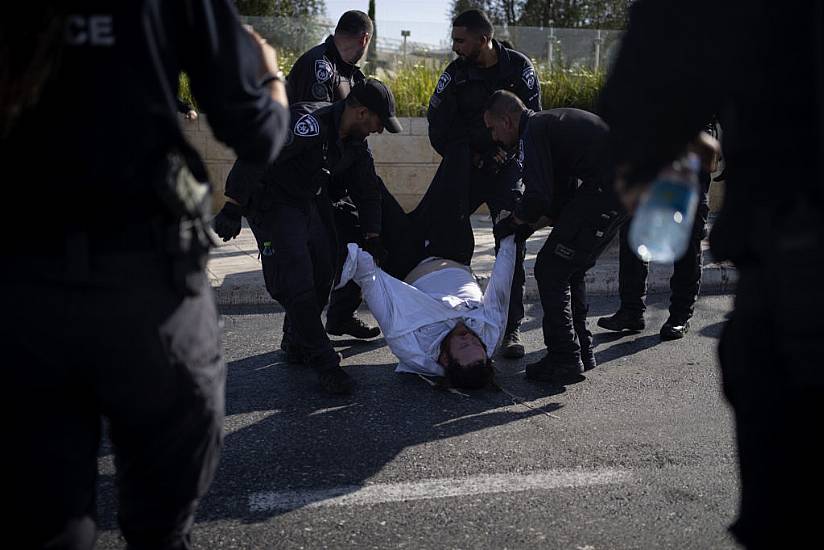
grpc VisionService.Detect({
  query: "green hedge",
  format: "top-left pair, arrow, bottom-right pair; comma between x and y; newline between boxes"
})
178,58 -> 604,117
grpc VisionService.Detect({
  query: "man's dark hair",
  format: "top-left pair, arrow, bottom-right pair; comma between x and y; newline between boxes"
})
438,326 -> 494,390
443,357 -> 495,390
485,90 -> 526,119
336,10 -> 373,37
452,9 -> 494,39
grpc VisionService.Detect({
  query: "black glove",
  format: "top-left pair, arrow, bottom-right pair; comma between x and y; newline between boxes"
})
513,222 -> 535,244
493,214 -> 534,244
493,214 -> 518,241
362,235 -> 389,266
213,201 -> 243,242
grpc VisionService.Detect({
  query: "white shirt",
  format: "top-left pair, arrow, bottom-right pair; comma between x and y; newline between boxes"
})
343,236 -> 517,377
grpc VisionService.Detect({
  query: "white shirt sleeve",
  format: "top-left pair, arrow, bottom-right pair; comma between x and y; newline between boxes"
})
481,235 -> 517,334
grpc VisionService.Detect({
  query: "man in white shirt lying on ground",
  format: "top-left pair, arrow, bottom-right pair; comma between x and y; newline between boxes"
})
335,225 -> 529,389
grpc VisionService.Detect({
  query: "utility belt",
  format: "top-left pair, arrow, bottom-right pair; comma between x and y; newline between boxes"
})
8,150 -> 216,295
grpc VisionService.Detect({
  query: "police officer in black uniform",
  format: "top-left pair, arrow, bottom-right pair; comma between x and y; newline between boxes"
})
598,124 -> 714,340
598,1 -> 824,546
421,8 -> 541,359
2,2 -> 290,548
484,91 -> 625,385
217,79 -> 402,395
284,10 -> 383,342
287,10 -> 370,104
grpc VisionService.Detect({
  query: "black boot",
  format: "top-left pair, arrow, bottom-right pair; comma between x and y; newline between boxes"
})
500,327 -> 525,358
525,354 -> 585,385
326,316 -> 381,339
317,366 -> 354,395
580,347 -> 597,371
597,309 -> 645,332
660,315 -> 691,340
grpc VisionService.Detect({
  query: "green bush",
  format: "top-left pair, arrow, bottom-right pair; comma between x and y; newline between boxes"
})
178,56 -> 605,117
382,63 -> 605,117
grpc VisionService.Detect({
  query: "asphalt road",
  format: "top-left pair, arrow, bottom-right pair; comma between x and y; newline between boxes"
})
95,293 -> 740,549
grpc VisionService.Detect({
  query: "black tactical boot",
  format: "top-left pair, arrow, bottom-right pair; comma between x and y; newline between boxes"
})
317,366 -> 354,395
525,354 -> 585,385
500,327 -> 525,358
660,316 -> 691,340
326,316 -> 381,339
597,309 -> 646,332
580,347 -> 597,371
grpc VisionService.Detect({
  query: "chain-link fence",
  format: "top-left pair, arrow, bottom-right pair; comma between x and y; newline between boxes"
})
242,16 -> 622,73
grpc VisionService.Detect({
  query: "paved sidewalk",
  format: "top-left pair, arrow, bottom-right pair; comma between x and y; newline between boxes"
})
207,215 -> 737,306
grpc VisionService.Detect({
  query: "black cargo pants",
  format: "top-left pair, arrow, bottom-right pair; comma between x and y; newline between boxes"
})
247,191 -> 340,372
6,229 -> 224,550
534,182 -> 625,363
617,171 -> 711,319
720,256 -> 824,549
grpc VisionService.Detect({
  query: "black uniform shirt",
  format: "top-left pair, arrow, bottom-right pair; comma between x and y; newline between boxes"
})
228,101 -> 382,234
287,35 -> 366,103
2,0 -> 289,231
427,40 -> 542,157
517,108 -> 611,223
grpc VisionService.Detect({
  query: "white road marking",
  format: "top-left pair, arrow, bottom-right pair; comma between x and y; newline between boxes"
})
248,468 -> 631,512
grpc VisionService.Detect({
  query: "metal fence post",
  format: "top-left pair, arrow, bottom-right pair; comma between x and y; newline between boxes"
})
546,27 -> 555,70
594,29 -> 602,72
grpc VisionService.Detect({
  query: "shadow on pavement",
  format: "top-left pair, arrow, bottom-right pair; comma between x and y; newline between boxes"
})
166,346 -> 568,525
595,334 -> 661,365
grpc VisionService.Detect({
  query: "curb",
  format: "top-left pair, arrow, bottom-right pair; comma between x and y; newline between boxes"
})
209,217 -> 737,306
211,260 -> 738,306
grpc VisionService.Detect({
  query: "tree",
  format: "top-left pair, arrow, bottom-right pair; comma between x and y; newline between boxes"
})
450,0 -> 634,30
450,0 -> 509,26
518,0 -> 633,29
234,0 -> 326,17
366,0 -> 378,75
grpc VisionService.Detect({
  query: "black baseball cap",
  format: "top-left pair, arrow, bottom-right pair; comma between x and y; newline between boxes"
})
350,78 -> 403,133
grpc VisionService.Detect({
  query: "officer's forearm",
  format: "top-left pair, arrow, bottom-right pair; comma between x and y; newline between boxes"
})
266,78 -> 288,108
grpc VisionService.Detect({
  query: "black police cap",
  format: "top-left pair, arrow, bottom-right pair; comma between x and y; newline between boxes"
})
350,78 -> 403,133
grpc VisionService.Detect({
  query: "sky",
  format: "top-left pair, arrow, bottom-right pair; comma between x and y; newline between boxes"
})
323,0 -> 453,48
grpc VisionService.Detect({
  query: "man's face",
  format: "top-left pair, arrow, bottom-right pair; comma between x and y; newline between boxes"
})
350,107 -> 384,139
451,26 -> 484,64
444,323 -> 487,367
350,33 -> 370,64
484,111 -> 517,149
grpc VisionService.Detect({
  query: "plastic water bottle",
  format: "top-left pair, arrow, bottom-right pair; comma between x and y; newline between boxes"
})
628,153 -> 700,263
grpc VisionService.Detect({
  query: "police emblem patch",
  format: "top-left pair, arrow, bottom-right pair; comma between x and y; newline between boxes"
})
311,81 -> 329,100
315,59 -> 333,83
436,72 -> 451,94
522,66 -> 536,90
294,114 -> 320,137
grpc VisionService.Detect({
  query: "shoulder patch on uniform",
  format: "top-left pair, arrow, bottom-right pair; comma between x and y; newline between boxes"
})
294,114 -> 320,137
435,71 -> 452,94
429,95 -> 442,109
522,66 -> 537,90
311,81 -> 329,100
315,59 -> 333,83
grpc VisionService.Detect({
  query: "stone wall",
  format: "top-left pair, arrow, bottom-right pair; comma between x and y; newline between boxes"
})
181,114 -> 442,214
181,114 -> 724,214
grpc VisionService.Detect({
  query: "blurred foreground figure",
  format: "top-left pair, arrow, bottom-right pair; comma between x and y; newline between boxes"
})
1,1 -> 289,548
598,1 -> 824,547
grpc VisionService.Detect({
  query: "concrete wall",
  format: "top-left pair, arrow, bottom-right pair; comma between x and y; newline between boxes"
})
181,114 -> 723,214
181,114 -> 441,214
